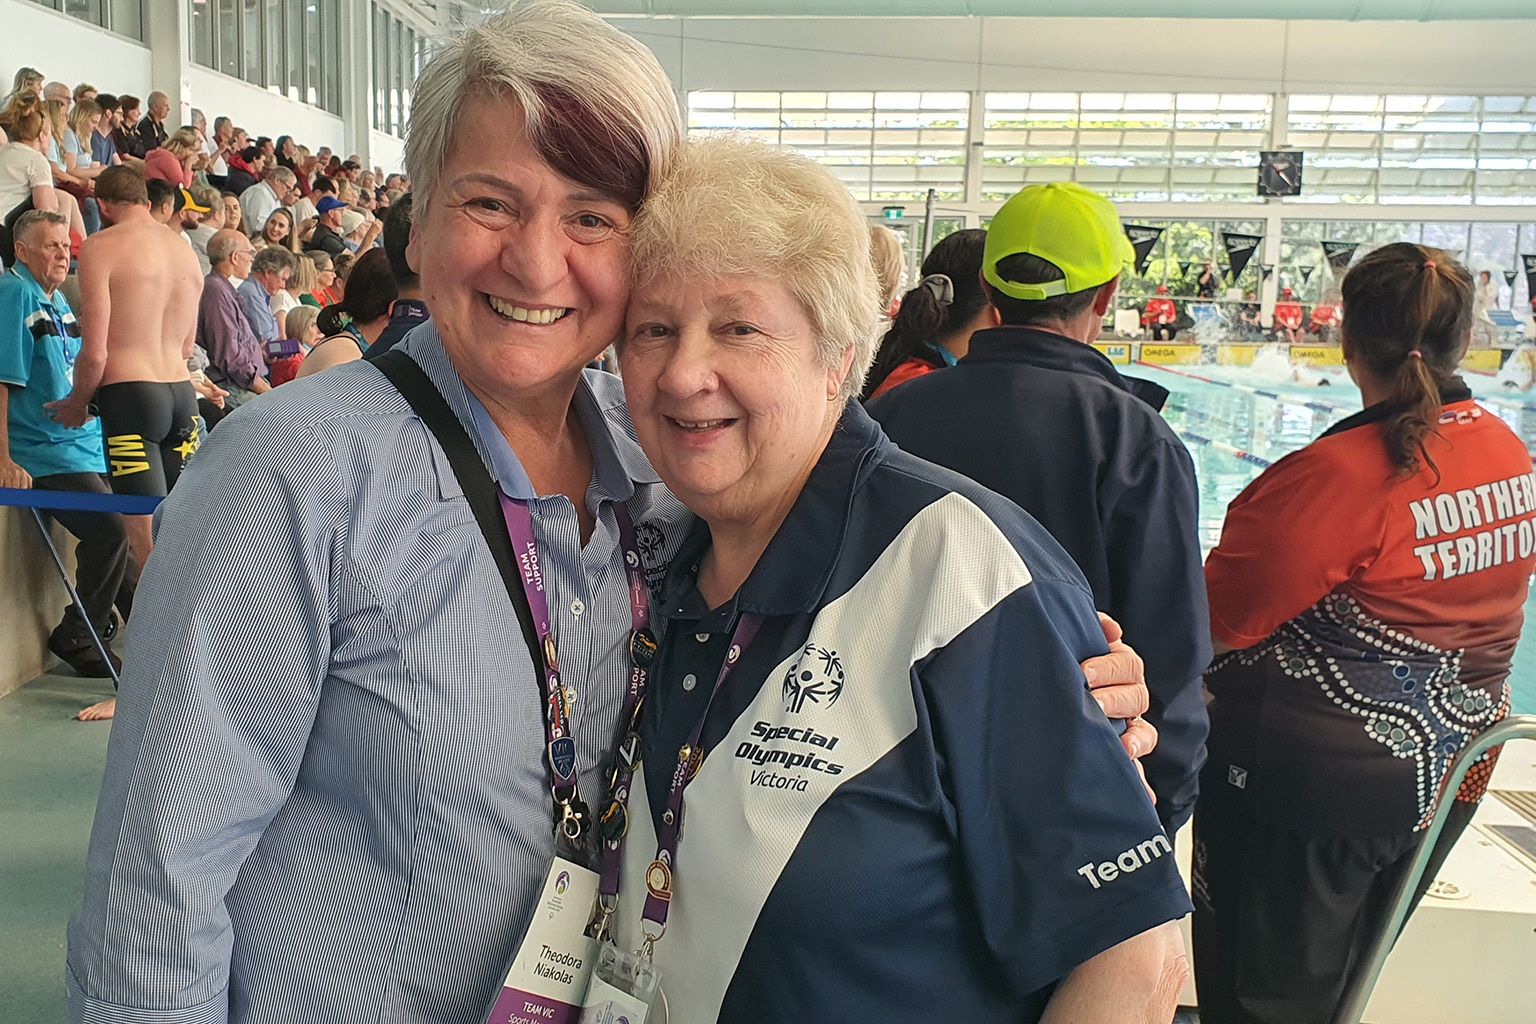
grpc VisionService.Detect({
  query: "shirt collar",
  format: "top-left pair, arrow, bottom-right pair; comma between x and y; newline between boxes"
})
959,326 -> 1170,411
10,262 -> 63,309
657,403 -> 888,618
403,322 -> 653,504
1319,378 -> 1475,440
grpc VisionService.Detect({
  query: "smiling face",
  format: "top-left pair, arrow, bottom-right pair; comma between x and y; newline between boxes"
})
264,211 -> 290,243
408,94 -> 633,408
621,272 -> 852,529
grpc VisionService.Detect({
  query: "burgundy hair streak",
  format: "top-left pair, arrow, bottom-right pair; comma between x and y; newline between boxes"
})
530,82 -> 650,213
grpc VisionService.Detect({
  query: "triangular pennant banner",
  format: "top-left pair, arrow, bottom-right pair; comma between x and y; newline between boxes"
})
1524,255 -> 1536,305
1179,261 -> 1195,277
1222,232 -> 1263,282
1261,265 -> 1275,280
1504,270 -> 1518,288
1321,240 -> 1359,277
1299,265 -> 1316,285
1123,225 -> 1165,276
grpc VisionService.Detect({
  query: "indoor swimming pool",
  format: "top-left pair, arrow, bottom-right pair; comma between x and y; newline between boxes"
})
1145,358 -> 1536,717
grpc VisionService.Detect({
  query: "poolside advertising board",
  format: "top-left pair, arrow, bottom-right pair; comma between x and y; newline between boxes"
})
1140,343 -> 1204,365
1289,346 -> 1345,367
1091,343 -> 1132,365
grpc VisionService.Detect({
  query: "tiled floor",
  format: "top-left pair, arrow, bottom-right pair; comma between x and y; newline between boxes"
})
1146,361 -> 1536,716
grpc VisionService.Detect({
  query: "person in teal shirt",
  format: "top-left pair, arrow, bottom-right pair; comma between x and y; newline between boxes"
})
0,210 -> 135,680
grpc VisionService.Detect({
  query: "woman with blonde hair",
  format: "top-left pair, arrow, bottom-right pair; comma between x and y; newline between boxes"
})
0,102 -> 89,246
41,99 -> 73,178
271,250 -> 317,320
143,127 -> 199,187
868,223 -> 905,317
301,247 -> 339,307
63,99 -> 107,183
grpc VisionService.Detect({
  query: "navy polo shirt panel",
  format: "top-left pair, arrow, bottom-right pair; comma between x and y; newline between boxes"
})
619,403 -> 1192,1023
867,327 -> 1211,832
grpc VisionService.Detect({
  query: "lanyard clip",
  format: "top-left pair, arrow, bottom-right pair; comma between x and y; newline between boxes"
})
591,893 -> 618,943
555,793 -> 590,843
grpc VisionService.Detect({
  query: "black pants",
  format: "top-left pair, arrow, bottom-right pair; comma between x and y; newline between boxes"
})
94,380 -> 200,497
1152,324 -> 1179,340
31,473 -> 138,641
1191,795 -> 1478,1024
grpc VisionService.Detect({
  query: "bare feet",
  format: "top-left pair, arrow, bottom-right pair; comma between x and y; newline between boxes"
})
77,698 -> 116,721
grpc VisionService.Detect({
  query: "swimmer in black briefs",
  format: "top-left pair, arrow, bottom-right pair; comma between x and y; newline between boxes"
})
93,380 -> 200,496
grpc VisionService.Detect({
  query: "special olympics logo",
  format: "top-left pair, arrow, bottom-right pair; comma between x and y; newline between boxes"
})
783,644 -> 845,714
554,871 -> 570,895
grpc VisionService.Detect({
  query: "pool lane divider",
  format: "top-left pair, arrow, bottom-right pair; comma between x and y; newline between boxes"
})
1172,429 -> 1273,469
1135,361 -> 1348,415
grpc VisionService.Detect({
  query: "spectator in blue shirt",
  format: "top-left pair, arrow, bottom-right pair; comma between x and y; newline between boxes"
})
0,210 -> 135,677
237,246 -> 293,344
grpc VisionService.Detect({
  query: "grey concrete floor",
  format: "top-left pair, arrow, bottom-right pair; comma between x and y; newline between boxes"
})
0,668 -> 115,1024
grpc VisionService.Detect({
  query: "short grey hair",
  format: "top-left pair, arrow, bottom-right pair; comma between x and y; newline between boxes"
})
13,210 -> 68,245
405,0 -> 681,215
627,138 -> 882,404
266,166 -> 297,186
251,246 -> 294,276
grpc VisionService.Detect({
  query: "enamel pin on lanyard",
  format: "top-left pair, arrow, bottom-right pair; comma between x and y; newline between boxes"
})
486,499 -> 660,1024
579,613 -> 764,1024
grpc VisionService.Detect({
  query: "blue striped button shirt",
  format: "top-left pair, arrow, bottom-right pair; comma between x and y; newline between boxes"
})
66,324 -> 693,1024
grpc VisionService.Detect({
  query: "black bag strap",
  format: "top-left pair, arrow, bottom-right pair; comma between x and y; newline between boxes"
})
372,349 -> 544,679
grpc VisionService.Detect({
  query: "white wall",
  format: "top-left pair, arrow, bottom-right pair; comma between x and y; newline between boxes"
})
187,67 -> 346,152
370,130 -> 407,175
615,16 -> 1536,95
0,0 -> 151,99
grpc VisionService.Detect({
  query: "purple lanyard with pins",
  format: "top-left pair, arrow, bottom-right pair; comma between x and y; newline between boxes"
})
497,493 -> 655,853
624,612 -> 763,954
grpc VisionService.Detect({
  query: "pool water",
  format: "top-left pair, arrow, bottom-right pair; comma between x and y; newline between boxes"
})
1142,361 -> 1536,716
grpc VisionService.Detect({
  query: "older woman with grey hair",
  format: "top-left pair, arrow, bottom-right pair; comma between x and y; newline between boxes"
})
602,139 -> 1189,1023
66,4 -> 1152,1023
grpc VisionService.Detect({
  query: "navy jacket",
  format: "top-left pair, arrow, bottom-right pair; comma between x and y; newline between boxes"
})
868,326 -> 1211,830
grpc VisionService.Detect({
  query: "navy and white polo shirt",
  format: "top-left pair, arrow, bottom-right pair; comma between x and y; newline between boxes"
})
610,404 -> 1192,1023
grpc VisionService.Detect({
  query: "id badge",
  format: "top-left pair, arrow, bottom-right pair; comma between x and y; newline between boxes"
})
578,942 -> 663,1024
487,858 -> 599,1024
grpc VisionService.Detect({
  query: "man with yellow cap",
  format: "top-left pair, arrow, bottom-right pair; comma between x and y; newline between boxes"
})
869,182 -> 1211,836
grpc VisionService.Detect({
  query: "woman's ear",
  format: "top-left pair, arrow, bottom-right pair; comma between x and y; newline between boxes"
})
830,344 -> 856,400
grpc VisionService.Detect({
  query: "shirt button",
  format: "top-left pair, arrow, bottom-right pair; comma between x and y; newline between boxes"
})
694,633 -> 709,643
682,674 -> 698,692
570,600 -> 585,616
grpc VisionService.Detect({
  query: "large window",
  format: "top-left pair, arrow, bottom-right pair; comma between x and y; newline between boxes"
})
30,0 -> 140,40
983,92 -> 1271,202
1286,95 -> 1536,206
371,3 -> 419,139
191,0 -> 341,115
1281,220 -> 1536,309
687,91 -> 969,202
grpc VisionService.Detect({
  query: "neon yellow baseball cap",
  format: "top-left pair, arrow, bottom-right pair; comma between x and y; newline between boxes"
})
982,182 -> 1135,301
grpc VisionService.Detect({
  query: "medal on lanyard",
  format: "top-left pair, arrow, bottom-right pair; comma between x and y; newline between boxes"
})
581,614 -> 763,1024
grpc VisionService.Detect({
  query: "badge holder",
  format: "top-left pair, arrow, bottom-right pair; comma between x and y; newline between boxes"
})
580,936 -> 664,1024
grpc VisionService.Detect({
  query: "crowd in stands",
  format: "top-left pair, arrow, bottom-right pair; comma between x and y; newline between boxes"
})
0,65 -> 421,719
